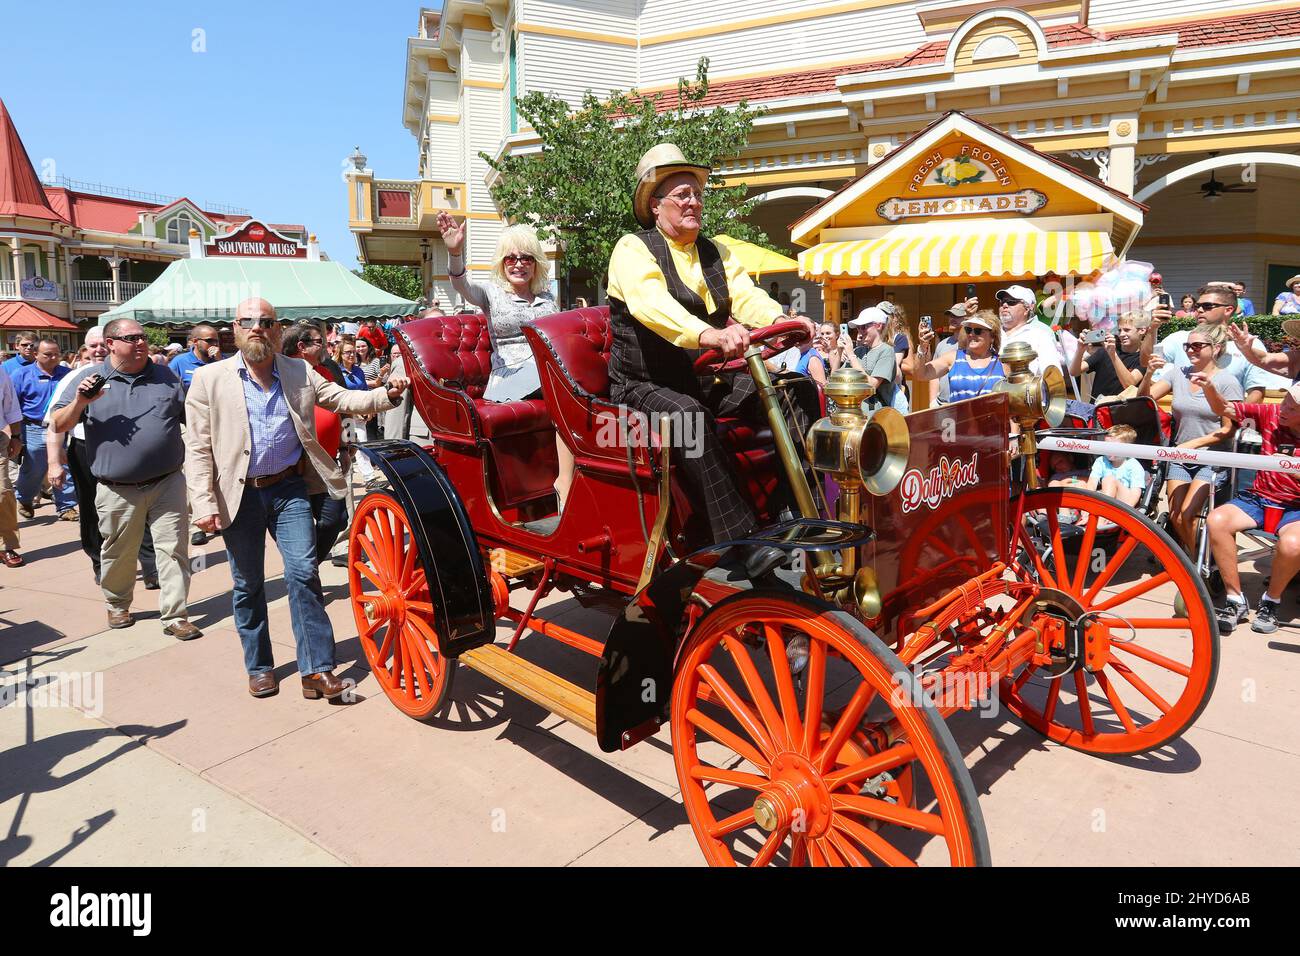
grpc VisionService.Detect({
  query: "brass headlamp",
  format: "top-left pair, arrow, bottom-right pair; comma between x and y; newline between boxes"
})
992,340 -> 1068,489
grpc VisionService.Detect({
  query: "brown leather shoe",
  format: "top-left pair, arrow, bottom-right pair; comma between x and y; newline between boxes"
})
1,550 -> 23,568
163,620 -> 202,641
248,672 -> 279,698
107,609 -> 134,629
301,671 -> 348,700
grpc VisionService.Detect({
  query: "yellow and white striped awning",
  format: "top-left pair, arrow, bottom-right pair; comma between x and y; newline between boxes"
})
798,230 -> 1113,282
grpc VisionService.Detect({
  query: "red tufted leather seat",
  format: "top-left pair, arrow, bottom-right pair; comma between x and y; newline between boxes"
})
397,313 -> 558,509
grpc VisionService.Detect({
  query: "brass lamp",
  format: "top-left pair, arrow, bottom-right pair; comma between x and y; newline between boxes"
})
993,341 -> 1068,488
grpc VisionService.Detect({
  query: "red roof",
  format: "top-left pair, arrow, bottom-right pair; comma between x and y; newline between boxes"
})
677,9 -> 1300,111
0,301 -> 79,331
0,99 -> 63,222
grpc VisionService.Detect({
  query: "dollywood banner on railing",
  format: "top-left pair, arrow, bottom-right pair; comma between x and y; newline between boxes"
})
1037,436 -> 1300,474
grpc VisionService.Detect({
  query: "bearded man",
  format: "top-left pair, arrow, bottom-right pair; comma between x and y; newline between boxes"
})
185,298 -> 411,700
606,144 -> 818,577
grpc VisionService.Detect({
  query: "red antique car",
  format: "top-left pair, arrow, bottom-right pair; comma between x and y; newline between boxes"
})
346,308 -> 1217,867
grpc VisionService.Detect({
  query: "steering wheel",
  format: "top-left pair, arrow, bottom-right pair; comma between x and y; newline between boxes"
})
693,319 -> 812,375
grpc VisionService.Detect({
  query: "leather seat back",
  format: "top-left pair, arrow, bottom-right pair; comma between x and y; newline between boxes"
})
400,313 -> 492,398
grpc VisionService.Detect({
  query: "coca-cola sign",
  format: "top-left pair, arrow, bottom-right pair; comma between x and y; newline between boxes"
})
205,220 -> 305,258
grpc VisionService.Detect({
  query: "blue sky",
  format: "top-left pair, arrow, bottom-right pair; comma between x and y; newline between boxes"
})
1,0 -> 438,264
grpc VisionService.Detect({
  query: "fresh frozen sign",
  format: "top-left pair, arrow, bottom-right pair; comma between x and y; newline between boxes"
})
205,220 -> 305,258
876,189 -> 1047,222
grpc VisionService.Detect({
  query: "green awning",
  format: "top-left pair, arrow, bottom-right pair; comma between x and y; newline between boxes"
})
99,258 -> 417,326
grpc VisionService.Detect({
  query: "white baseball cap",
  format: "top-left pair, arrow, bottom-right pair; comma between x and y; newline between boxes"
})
165,343 -> 184,353
849,306 -> 888,327
996,285 -> 1036,307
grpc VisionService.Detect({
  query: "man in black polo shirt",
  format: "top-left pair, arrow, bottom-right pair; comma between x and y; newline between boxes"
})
50,319 -> 200,639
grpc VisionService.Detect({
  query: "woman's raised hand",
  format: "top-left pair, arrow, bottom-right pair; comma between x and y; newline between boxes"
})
1226,320 -> 1253,352
436,212 -> 465,254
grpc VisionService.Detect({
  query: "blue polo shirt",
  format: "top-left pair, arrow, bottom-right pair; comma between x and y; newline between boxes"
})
2,354 -> 33,377
168,350 -> 213,390
10,361 -> 69,422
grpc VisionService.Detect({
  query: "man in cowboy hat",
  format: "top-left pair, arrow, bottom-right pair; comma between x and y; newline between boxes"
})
606,143 -> 818,575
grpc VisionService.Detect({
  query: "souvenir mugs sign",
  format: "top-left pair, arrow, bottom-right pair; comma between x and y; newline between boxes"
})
205,220 -> 305,258
876,189 -> 1047,222
909,144 -> 1014,193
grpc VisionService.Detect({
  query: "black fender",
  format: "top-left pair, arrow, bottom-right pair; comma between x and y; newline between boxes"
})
594,518 -> 873,753
352,440 -> 495,657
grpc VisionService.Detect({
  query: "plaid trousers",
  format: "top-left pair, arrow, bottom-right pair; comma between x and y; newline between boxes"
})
617,372 -> 816,544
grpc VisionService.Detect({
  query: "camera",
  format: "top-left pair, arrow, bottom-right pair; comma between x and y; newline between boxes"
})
1083,329 -> 1107,345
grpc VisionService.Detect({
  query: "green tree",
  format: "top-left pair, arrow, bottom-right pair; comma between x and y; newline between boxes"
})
483,57 -> 769,285
354,264 -> 422,301
142,326 -> 172,348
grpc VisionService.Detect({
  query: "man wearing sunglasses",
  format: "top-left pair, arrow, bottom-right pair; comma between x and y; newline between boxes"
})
50,320 -> 197,638
1141,284 -> 1279,401
185,297 -> 411,701
168,324 -> 222,391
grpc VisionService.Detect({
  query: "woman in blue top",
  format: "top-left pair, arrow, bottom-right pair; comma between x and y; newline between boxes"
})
912,311 -> 1005,403
334,340 -> 368,390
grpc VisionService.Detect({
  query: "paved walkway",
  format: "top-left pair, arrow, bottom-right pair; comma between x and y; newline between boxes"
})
2,490 -> 1297,866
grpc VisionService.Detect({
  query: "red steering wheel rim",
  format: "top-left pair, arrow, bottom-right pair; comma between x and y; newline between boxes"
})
693,319 -> 812,374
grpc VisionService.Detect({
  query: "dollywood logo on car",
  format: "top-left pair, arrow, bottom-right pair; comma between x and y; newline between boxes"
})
899,453 -> 981,514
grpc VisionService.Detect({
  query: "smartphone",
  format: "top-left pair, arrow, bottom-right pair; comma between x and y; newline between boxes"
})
920,315 -> 932,333
1156,291 -> 1172,309
965,283 -> 977,298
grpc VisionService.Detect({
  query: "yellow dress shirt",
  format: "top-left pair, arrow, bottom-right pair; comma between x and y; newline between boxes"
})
606,229 -> 784,349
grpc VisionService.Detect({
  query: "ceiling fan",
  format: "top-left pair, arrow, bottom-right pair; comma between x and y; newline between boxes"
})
1196,152 -> 1256,200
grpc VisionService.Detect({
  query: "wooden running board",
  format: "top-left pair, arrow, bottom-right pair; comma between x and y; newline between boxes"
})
489,548 -> 544,579
459,644 -> 597,735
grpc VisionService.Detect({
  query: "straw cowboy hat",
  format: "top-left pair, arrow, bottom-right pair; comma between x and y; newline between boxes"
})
632,143 -> 711,228
1282,318 -> 1300,341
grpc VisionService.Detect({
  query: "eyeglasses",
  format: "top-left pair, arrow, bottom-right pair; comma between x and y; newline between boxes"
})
237,318 -> 277,329
306,337 -> 324,346
1194,301 -> 1232,311
503,254 -> 535,266
961,326 -> 989,335
109,333 -> 149,344
1184,342 -> 1211,352
655,188 -> 704,206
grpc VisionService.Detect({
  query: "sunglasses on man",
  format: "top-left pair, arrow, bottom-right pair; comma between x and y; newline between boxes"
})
237,318 -> 277,329
1194,301 -> 1233,311
108,333 -> 149,344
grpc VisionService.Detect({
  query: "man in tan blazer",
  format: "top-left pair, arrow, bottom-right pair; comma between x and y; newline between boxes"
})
186,297 -> 411,700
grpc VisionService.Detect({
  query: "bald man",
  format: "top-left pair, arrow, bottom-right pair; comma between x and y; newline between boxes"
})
186,298 -> 411,700
169,323 -> 221,391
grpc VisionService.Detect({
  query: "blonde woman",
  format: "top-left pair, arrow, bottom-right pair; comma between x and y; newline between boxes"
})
436,213 -> 558,402
913,310 -> 1004,403
436,213 -> 576,509
1138,322 -> 1243,551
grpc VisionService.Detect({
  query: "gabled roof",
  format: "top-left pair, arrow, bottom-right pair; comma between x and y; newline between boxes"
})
0,99 -> 63,222
789,110 -> 1146,246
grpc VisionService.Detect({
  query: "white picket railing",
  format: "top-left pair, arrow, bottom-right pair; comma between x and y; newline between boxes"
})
73,279 -> 113,302
0,279 -> 15,299
120,280 -> 148,300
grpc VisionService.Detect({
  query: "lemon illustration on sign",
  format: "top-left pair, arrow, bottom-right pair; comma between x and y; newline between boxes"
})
934,154 -> 986,186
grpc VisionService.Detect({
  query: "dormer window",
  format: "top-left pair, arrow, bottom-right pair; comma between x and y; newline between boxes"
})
166,214 -> 195,244
971,34 -> 1019,62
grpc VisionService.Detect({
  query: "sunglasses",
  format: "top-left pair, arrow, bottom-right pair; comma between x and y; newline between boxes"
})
503,254 -> 535,266
196,336 -> 220,344
961,325 -> 989,335
1194,301 -> 1232,311
109,333 -> 149,344
1184,342 -> 1212,352
237,318 -> 277,329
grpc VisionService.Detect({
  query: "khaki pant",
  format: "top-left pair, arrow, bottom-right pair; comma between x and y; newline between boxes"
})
0,449 -> 17,550
96,471 -> 190,625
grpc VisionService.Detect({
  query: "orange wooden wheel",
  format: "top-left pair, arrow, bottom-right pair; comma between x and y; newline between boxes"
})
671,591 -> 988,867
1004,488 -> 1218,755
348,492 -> 454,720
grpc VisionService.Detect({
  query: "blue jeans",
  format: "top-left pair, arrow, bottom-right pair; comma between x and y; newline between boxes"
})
224,474 -> 335,676
16,423 -> 76,512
